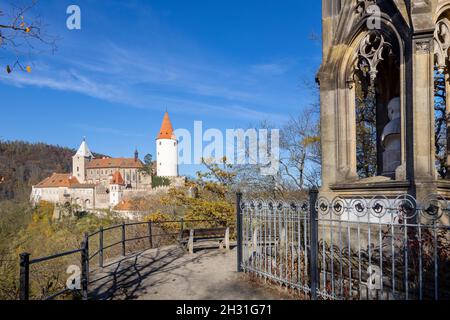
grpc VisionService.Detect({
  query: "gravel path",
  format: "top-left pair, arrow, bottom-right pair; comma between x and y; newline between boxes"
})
89,245 -> 292,300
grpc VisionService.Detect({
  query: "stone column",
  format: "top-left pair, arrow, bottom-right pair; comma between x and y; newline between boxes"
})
412,35 -> 437,197
346,80 -> 358,180
319,78 -> 339,194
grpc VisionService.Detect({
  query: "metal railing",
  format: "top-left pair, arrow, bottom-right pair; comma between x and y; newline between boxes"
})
236,191 -> 450,300
19,218 -> 224,300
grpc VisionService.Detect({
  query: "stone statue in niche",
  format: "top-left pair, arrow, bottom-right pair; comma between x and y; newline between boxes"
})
381,97 -> 401,177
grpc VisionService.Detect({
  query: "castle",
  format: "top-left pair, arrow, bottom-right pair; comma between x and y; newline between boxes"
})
30,112 -> 184,211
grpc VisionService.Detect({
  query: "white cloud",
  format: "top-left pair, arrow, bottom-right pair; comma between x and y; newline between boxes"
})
0,16 -> 301,124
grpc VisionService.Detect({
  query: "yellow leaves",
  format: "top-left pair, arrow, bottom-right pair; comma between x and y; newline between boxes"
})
144,211 -> 179,231
26,66 -> 31,73
145,211 -> 171,223
301,135 -> 320,147
25,27 -> 31,33
31,201 -> 54,225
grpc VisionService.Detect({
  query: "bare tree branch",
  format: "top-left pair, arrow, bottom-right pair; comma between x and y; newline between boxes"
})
0,0 -> 57,73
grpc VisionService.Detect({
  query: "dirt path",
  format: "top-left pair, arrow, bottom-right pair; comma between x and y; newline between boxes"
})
89,245 -> 292,300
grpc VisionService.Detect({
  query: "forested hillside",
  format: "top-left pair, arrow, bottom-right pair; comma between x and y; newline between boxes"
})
0,140 -> 106,201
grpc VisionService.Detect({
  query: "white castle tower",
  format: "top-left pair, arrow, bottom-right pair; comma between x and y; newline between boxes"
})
156,112 -> 178,177
72,138 -> 94,183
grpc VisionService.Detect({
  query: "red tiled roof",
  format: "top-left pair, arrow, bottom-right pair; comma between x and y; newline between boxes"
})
111,171 -> 125,185
157,112 -> 176,140
86,158 -> 143,169
35,173 -> 80,188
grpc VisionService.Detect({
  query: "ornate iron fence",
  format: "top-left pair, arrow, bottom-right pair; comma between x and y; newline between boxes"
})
237,191 -> 450,300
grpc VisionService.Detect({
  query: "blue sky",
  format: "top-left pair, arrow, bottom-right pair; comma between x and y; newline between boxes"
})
0,0 -> 322,177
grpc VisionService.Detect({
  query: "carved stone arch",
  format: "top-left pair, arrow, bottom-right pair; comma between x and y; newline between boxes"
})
338,15 -> 405,84
435,2 -> 450,23
334,17 -> 406,180
434,17 -> 450,72
434,6 -> 450,69
333,0 -> 409,46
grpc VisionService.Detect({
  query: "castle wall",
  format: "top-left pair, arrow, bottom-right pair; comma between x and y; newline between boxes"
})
70,188 -> 95,210
31,186 -> 96,210
30,187 -> 71,205
94,185 -> 110,209
86,167 -> 144,189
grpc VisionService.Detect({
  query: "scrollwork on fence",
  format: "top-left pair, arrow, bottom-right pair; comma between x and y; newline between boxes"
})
239,193 -> 450,300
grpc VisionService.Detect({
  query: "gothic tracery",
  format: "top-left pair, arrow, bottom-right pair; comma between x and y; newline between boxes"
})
357,31 -> 393,84
355,0 -> 376,16
434,17 -> 450,73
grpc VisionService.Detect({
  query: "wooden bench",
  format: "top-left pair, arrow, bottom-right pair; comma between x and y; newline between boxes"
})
180,227 -> 230,254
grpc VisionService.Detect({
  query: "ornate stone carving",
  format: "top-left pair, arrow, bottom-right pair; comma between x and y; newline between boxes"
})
434,18 -> 450,73
355,0 -> 377,16
357,31 -> 392,83
416,40 -> 431,53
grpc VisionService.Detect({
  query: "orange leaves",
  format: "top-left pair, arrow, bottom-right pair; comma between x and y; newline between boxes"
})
17,14 -> 30,32
5,63 -> 32,74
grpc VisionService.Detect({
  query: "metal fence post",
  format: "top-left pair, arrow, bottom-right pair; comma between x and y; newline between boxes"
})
19,252 -> 30,300
99,226 -> 104,268
121,222 -> 126,256
81,233 -> 89,300
309,188 -> 319,300
148,221 -> 153,249
236,192 -> 243,272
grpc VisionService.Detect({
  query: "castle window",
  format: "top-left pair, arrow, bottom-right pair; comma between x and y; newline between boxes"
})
77,167 -> 79,172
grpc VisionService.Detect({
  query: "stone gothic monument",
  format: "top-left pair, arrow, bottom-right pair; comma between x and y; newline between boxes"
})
318,0 -> 450,200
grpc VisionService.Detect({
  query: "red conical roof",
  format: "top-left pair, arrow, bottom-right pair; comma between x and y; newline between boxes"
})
157,112 -> 176,140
